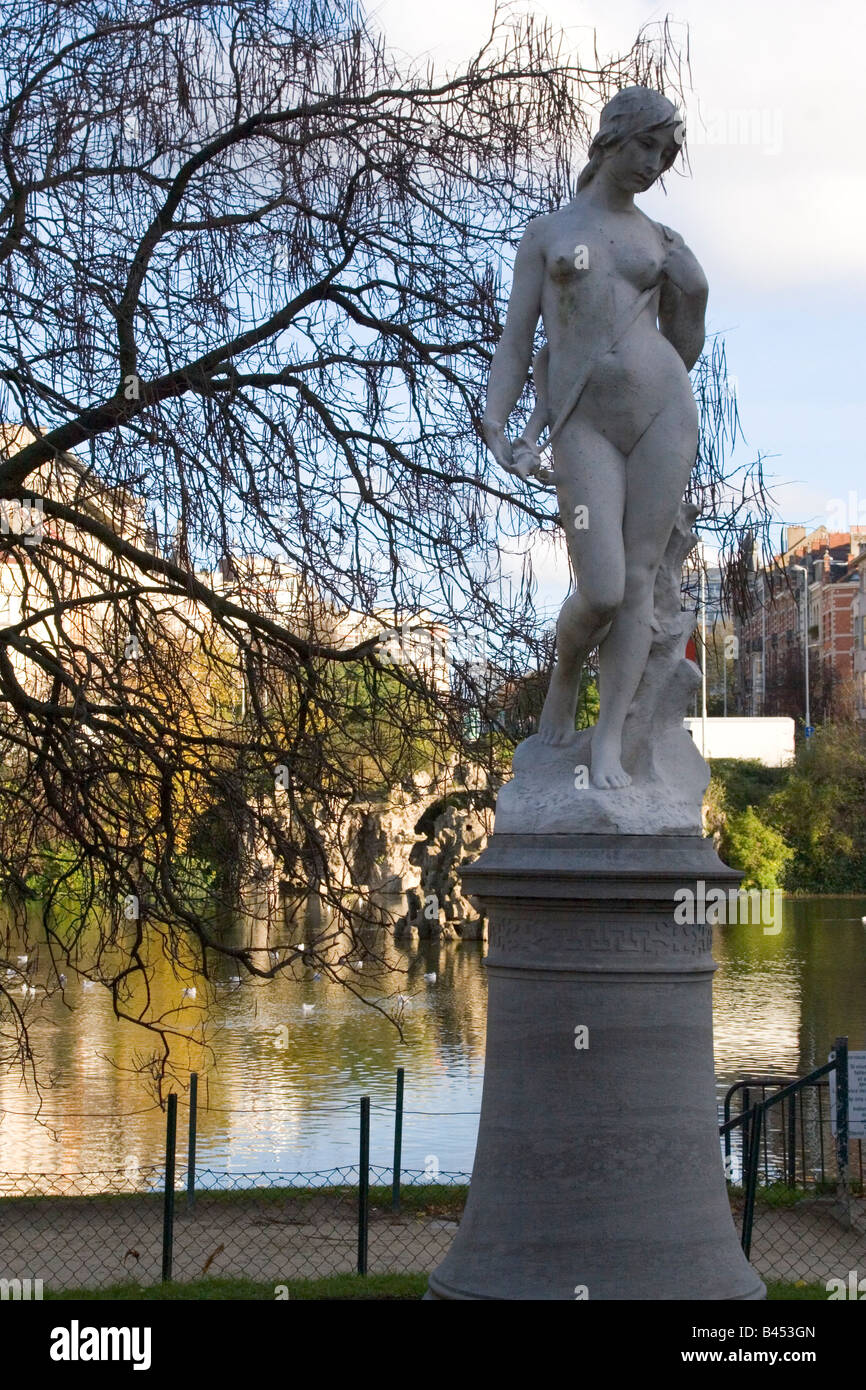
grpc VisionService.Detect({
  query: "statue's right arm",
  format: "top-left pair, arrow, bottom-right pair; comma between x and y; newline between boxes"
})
482,220 -> 545,476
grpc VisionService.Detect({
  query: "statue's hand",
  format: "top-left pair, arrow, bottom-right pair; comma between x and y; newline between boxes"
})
483,419 -> 554,484
512,436 -> 551,483
482,417 -> 520,477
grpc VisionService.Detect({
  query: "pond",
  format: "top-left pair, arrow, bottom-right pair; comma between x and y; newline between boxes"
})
1,895 -> 864,1187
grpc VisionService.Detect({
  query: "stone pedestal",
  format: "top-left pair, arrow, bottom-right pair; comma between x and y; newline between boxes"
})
426,833 -> 765,1300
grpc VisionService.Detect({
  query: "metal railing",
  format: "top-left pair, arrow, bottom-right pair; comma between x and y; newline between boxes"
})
719,1036 -> 860,1260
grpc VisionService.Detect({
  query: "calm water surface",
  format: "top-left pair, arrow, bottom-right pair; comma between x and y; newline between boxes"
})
1,896 -> 864,1184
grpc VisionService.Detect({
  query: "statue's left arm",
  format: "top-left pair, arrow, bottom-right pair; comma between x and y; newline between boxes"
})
657,225 -> 708,373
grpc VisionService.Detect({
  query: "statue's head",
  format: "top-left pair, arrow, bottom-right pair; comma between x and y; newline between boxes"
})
577,87 -> 684,193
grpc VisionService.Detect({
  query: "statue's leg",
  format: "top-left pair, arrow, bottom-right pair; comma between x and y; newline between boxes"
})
591,400 -> 698,788
538,423 -> 627,746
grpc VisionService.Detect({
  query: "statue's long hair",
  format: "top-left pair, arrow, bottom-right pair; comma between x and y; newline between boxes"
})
577,87 -> 683,191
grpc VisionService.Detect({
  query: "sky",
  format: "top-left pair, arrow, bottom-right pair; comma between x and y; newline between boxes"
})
367,0 -> 866,606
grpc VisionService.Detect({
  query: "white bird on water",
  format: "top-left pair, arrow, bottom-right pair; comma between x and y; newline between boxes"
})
423,972 -> 437,984
182,986 -> 197,999
16,955 -> 28,965
302,1002 -> 315,1015
82,979 -> 96,990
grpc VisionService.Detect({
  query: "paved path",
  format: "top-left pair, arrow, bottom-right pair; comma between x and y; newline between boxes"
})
747,1198 -> 866,1285
1,1190 -> 862,1292
0,1193 -> 456,1290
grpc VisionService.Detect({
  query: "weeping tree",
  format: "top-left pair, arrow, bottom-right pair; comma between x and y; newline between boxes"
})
0,0 -> 770,1083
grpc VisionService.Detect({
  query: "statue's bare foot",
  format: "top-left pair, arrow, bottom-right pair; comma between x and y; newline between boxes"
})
590,733 -> 631,789
537,669 -> 578,746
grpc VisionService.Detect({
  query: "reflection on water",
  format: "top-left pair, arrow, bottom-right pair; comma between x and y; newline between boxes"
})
1,896 -> 864,1183
712,898 -> 866,1086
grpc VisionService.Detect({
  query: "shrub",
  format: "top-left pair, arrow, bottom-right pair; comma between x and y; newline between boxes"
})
722,805 -> 793,891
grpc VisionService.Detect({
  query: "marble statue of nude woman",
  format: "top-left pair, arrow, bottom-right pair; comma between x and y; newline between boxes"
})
482,87 -> 708,790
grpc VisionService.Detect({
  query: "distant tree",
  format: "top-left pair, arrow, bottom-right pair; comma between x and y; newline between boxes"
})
767,720 -> 866,892
722,806 -> 792,892
703,765 -> 793,891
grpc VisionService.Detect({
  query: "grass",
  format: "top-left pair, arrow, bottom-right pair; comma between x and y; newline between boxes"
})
370,1184 -> 467,1216
766,1281 -> 830,1300
0,1182 -> 469,1220
726,1180 -> 844,1208
47,1273 -> 428,1300
10,1178 -> 852,1215
45,1274 -> 831,1300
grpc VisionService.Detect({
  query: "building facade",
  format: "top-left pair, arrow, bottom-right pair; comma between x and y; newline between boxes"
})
736,525 -> 866,723
851,548 -> 866,720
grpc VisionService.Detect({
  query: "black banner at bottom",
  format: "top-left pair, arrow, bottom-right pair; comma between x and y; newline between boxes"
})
1,1295 -> 858,1377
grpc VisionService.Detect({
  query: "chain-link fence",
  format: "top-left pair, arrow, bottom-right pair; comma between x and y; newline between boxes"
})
4,1153 -> 864,1296
1,1046 -> 864,1296
730,1183 -> 866,1292
0,1162 -> 470,1292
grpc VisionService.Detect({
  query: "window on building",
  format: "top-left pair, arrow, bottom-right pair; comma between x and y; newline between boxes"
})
751,652 -> 764,698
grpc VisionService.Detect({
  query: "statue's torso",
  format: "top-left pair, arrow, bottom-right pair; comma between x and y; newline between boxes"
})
536,202 -> 695,454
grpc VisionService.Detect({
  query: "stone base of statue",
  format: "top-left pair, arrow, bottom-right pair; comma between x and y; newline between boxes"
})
425,833 -> 765,1300
425,505 -> 765,1300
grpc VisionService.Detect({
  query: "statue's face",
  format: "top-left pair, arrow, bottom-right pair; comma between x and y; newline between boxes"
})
605,127 -> 679,193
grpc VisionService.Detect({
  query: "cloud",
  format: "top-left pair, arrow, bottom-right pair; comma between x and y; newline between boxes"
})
369,0 -> 866,289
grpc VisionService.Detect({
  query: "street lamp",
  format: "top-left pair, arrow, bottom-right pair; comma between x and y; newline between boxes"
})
790,563 -> 812,738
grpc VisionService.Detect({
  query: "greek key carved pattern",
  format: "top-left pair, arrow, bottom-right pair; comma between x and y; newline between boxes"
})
489,911 -> 713,960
